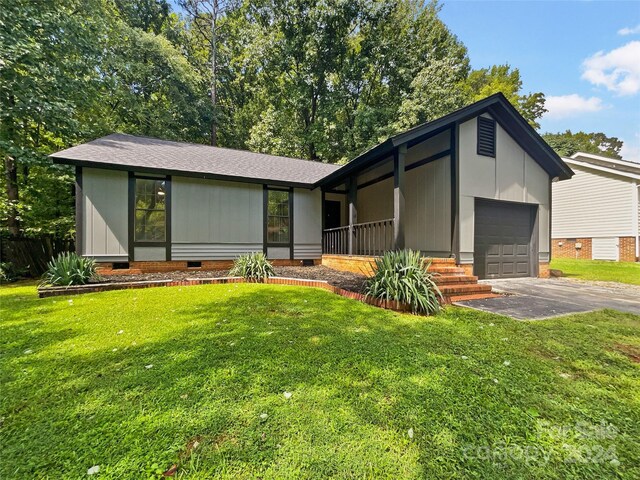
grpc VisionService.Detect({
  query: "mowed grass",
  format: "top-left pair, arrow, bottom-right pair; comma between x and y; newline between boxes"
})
1,283 -> 639,479
550,258 -> 640,285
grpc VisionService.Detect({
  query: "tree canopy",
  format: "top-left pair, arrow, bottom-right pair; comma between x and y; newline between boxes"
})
0,0 -> 573,241
542,130 -> 623,159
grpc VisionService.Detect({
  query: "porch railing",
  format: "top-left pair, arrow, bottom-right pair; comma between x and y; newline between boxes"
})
322,218 -> 394,256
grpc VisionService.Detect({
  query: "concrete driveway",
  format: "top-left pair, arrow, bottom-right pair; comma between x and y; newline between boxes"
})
454,277 -> 640,320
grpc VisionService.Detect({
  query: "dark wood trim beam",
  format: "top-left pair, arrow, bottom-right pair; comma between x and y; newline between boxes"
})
348,177 -> 357,255
393,144 -> 406,250
450,124 -> 459,259
165,175 -> 172,261
262,185 -> 268,254
356,149 -> 451,191
75,166 -> 83,256
289,187 -> 294,260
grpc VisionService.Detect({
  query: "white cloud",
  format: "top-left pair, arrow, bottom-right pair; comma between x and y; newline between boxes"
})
544,94 -> 606,119
582,41 -> 640,96
618,24 -> 640,36
620,132 -> 640,162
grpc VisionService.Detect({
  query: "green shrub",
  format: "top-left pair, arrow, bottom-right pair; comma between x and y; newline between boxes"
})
229,252 -> 275,282
364,249 -> 442,315
0,262 -> 26,283
40,252 -> 98,286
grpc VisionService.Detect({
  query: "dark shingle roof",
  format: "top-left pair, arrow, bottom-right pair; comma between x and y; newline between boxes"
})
50,133 -> 340,187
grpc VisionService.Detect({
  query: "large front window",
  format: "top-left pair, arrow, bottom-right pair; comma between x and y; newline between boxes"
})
135,178 -> 166,241
267,189 -> 290,244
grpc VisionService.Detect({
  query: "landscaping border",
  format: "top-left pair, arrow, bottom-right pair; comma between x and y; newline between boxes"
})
37,276 -> 412,312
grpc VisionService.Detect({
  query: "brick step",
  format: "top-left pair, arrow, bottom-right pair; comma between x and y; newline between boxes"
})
433,275 -> 478,285
427,266 -> 466,274
446,293 -> 502,303
438,283 -> 493,295
424,257 -> 456,265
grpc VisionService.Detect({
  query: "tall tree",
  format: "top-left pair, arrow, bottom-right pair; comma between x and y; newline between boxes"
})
542,130 -> 624,159
239,0 -> 469,162
0,0 -> 110,237
463,64 -> 546,129
179,0 -> 237,146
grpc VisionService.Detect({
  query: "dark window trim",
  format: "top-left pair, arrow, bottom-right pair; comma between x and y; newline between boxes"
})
129,173 -> 171,261
263,185 -> 294,259
477,116 -> 496,157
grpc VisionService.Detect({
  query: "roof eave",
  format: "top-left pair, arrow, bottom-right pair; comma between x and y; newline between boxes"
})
52,156 -> 318,189
317,93 -> 574,187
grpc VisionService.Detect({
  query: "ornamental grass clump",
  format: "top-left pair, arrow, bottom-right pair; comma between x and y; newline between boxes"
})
229,252 -> 275,282
40,252 -> 98,287
364,249 -> 442,315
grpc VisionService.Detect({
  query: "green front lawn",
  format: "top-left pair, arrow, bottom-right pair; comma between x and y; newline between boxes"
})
1,284 -> 639,479
550,258 -> 640,285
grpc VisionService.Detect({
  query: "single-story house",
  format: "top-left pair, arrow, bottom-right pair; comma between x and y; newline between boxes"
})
552,152 -> 640,262
50,93 -> 573,280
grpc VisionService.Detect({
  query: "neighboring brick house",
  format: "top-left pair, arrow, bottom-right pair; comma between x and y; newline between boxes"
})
50,94 -> 573,280
552,152 -> 640,262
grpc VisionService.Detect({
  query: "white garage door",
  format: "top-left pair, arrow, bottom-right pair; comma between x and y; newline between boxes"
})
592,237 -> 619,261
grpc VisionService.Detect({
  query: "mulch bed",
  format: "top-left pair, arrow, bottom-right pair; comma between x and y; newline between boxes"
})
96,265 -> 367,293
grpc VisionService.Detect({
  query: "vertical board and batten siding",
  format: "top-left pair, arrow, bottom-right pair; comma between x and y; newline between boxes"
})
355,132 -> 452,255
293,188 -> 322,259
458,115 -> 550,264
551,165 -> 636,238
171,177 -> 263,259
405,156 -> 451,256
81,168 -> 129,261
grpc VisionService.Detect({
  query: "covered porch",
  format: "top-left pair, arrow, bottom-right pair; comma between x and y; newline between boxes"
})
319,125 -> 457,259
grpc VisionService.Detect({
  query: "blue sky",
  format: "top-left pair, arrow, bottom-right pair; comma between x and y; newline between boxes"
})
440,0 -> 640,160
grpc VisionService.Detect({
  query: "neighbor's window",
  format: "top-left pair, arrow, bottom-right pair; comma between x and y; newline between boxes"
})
267,189 -> 290,244
135,178 -> 166,241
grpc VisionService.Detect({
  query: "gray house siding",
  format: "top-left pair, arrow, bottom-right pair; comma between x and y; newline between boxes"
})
293,188 -> 322,259
458,115 -> 551,266
80,168 -> 129,262
344,131 -> 452,256
80,171 -> 324,263
171,177 -> 263,260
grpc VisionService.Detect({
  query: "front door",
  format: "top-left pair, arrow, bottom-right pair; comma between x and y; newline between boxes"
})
324,200 -> 341,229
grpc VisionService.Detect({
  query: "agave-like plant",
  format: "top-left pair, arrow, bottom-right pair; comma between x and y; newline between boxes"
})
40,252 -> 98,287
364,249 -> 442,315
229,252 -> 275,282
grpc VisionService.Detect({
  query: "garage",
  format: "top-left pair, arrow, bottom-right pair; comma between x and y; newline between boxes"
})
474,199 -> 538,279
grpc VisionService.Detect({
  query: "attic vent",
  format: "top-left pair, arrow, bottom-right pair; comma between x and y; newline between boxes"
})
477,117 -> 496,157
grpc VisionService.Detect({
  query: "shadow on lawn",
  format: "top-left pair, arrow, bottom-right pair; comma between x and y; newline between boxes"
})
1,287 -> 638,478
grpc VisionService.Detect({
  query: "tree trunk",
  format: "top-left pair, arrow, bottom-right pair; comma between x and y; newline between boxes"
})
210,0 -> 218,146
4,153 -> 20,236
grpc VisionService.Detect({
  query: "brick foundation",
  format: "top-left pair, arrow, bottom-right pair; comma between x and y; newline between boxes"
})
458,264 -> 474,276
538,262 -> 550,278
320,255 -> 377,276
97,258 -> 319,275
551,238 -> 593,260
619,237 -> 638,262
